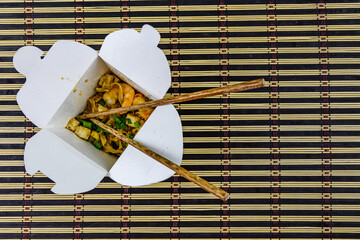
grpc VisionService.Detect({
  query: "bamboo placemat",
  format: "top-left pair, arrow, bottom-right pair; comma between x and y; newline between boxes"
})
1,0 -> 360,239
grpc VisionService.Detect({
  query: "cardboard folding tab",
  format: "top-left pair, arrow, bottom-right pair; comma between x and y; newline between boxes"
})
13,25 -> 183,194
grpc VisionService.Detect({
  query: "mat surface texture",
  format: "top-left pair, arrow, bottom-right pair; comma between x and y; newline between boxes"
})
1,0 -> 360,239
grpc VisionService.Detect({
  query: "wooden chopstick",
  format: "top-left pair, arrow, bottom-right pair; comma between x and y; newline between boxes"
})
77,78 -> 265,120
90,118 -> 230,201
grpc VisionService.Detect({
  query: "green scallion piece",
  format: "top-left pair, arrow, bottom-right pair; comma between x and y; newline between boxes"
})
83,121 -> 92,129
113,115 -> 121,123
126,118 -> 132,124
127,134 -> 134,139
114,115 -> 126,129
79,119 -> 92,129
120,123 -> 127,130
134,121 -> 140,128
93,140 -> 102,149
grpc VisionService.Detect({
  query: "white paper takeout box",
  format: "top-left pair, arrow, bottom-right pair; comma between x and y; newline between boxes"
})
13,25 -> 183,194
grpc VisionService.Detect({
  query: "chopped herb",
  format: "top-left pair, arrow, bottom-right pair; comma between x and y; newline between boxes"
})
121,142 -> 127,148
113,115 -> 121,129
119,122 -> 127,130
91,123 -> 97,130
98,99 -> 106,106
114,115 -> 127,130
113,115 -> 121,124
126,118 -> 132,124
93,140 -> 102,149
127,134 -> 134,139
120,114 -> 127,121
79,119 -> 92,129
134,121 -> 140,128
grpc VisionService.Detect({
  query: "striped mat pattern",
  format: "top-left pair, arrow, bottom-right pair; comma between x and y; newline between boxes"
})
1,0 -> 360,239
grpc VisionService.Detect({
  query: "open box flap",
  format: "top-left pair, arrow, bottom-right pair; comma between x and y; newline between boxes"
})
109,104 -> 183,186
99,24 -> 171,100
13,40 -> 98,128
46,57 -> 109,129
25,129 -> 108,194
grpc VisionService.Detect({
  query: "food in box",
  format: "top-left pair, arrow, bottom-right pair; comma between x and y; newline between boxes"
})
13,25 -> 183,194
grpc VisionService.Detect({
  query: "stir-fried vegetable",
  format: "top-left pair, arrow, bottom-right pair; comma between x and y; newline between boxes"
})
66,73 -> 154,156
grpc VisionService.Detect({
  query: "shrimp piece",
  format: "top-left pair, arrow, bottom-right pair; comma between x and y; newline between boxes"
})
119,83 -> 135,107
133,93 -> 146,105
103,83 -> 122,106
133,93 -> 153,119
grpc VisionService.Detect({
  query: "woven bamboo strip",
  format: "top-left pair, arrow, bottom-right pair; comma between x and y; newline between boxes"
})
182,136 -> 360,143
2,36 -> 360,47
173,81 -> 360,88
3,25 -> 360,36
182,159 -> 360,165
0,95 -> 16,100
0,226 -> 357,234
0,170 -> 359,178
169,69 -> 360,77
168,58 -> 360,65
0,192 -> 359,200
183,148 -> 360,154
174,102 -> 360,109
0,127 -> 40,133
0,215 -> 359,222
180,114 -> 360,121
182,125 -> 360,132
0,204 -> 359,212
164,47 -> 360,54
0,105 -> 20,111
1,13 -> 360,25
0,161 -> 23,166
2,46 -> 360,58
1,181 -> 360,189
1,2 -> 360,10
0,84 -> 23,89
0,116 -> 27,122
